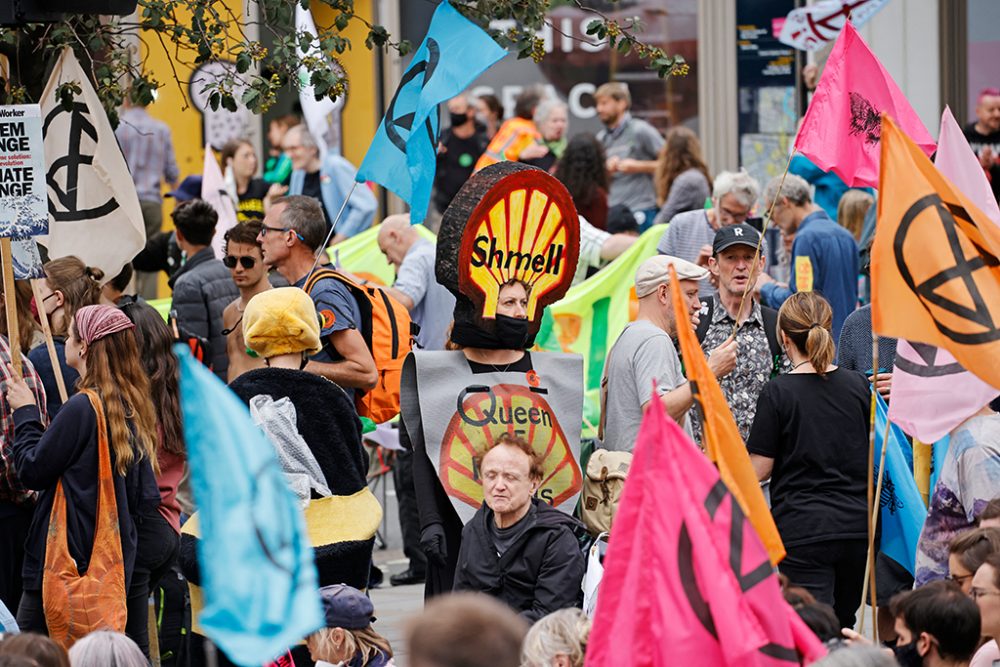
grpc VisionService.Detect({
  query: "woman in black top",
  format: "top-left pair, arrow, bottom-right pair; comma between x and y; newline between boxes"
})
220,139 -> 274,222
747,291 -> 871,629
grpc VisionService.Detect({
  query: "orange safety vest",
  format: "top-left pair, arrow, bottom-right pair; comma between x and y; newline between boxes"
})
474,117 -> 541,172
42,390 -> 128,650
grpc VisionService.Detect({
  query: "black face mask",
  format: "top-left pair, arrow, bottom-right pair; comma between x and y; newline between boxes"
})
449,111 -> 470,128
892,641 -> 923,667
494,314 -> 531,349
450,315 -> 533,350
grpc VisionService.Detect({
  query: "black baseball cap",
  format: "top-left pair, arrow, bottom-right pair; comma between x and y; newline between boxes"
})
166,175 -> 203,201
712,223 -> 762,255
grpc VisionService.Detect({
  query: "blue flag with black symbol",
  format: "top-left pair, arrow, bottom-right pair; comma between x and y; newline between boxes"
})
176,346 -> 322,665
356,1 -> 506,224
874,392 -> 927,575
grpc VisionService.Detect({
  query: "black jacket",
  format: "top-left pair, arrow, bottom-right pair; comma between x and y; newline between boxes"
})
11,394 -> 160,591
169,247 -> 239,380
453,498 -> 586,623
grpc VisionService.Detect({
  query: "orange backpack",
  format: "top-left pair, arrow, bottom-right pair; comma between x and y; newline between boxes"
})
42,389 -> 127,650
304,268 -> 414,423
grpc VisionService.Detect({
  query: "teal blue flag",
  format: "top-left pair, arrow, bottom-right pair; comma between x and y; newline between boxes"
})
177,346 -> 322,665
874,393 -> 927,574
356,1 -> 505,223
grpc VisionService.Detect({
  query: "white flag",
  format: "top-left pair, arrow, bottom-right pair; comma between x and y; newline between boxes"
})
40,48 -> 144,281
201,144 -> 239,260
296,4 -> 344,158
778,0 -> 890,51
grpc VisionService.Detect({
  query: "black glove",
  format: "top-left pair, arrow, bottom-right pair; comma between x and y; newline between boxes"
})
420,522 -> 448,567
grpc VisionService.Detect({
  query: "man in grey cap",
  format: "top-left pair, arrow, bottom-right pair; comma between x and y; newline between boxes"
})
600,255 -> 737,452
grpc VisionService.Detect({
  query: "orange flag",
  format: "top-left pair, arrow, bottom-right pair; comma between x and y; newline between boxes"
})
668,265 -> 785,565
872,115 -> 1000,390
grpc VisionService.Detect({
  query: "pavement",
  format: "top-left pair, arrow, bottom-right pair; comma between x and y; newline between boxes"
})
367,472 -> 424,667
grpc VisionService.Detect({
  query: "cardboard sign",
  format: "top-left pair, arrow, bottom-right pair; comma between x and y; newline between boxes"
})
438,162 -> 579,336
0,105 -> 47,238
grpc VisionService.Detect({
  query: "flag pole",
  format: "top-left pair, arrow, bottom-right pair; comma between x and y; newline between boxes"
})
306,181 -> 361,278
0,239 -> 21,378
859,330 -> 880,638
913,439 -> 931,506
29,279 -> 69,403
860,413 -> 890,639
731,149 -> 794,340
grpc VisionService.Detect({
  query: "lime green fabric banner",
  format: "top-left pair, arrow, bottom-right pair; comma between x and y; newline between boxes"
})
534,225 -> 665,437
328,223 -> 438,286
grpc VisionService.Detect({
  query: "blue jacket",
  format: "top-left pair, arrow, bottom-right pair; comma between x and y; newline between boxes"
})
289,154 -> 377,239
760,210 -> 859,344
789,154 -> 874,221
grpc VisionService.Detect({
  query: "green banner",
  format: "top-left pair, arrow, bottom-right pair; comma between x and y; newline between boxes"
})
535,225 -> 665,437
328,223 -> 438,286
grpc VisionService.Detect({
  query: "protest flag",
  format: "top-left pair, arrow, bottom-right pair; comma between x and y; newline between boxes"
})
585,398 -> 825,667
778,0 -> 890,51
888,107 -> 999,442
794,22 -> 934,188
356,1 -> 506,224
871,115 -> 1000,390
176,346 -> 322,665
40,48 -> 145,281
295,4 -> 343,159
201,145 -> 239,261
873,393 -> 926,575
668,265 -> 785,566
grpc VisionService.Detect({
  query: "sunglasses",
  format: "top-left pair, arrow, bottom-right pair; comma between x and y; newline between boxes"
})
223,255 -> 257,270
260,225 -> 306,242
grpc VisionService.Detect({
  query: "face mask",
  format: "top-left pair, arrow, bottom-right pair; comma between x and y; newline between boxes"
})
494,314 -> 530,349
449,111 -> 469,128
892,641 -> 923,667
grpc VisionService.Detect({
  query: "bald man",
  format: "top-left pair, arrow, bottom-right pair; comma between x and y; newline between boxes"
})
378,215 -> 456,351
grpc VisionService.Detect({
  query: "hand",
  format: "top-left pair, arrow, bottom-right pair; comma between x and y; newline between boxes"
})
5,377 -> 35,411
437,141 -> 447,155
707,336 -> 738,379
869,371 -> 892,399
980,146 -> 995,169
605,156 -> 621,173
264,183 -> 289,213
617,158 -> 639,174
518,142 -> 550,160
695,244 -> 712,268
753,272 -> 774,298
420,523 -> 448,567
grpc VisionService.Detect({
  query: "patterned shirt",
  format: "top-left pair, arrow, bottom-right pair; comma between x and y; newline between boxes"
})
690,295 -> 789,443
914,413 -> 1000,587
115,106 -> 180,202
0,336 -> 48,505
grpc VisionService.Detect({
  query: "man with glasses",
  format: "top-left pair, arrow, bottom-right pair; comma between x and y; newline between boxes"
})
753,172 -> 859,345
169,199 -> 240,379
258,195 -> 377,399
221,220 -> 271,382
656,170 -> 763,298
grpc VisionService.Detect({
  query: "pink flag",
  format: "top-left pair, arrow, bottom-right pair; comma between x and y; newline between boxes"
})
888,108 -> 1000,443
201,144 -> 239,260
794,22 -> 935,188
585,400 -> 825,667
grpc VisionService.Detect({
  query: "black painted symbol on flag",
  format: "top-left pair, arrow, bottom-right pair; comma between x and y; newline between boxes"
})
43,102 -> 119,222
848,92 -> 881,146
383,38 -> 440,153
677,480 -> 800,663
894,342 -> 965,377
876,466 -> 903,515
895,193 -> 1000,345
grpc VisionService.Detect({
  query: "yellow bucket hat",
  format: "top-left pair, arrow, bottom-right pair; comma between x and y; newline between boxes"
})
243,287 -> 322,359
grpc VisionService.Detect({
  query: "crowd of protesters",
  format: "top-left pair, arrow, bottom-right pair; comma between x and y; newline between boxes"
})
0,80 -> 998,667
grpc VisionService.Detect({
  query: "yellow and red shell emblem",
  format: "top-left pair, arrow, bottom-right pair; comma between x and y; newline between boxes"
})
457,168 -> 579,325
438,383 -> 582,509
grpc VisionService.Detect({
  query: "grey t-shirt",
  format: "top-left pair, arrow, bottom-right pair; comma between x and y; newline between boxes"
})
602,319 -> 691,452
598,114 -> 664,210
393,238 -> 457,350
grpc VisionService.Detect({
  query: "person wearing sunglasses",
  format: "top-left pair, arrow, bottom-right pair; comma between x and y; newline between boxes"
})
168,199 -> 239,380
220,220 -> 271,382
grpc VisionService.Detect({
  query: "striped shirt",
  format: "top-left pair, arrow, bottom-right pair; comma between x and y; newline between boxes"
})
0,336 -> 48,505
115,106 -> 179,202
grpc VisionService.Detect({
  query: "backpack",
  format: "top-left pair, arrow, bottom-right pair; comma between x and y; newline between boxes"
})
693,298 -> 783,378
580,448 -> 632,537
303,268 -> 414,424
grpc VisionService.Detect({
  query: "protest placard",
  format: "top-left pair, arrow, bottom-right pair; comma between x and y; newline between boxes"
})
0,104 -> 48,238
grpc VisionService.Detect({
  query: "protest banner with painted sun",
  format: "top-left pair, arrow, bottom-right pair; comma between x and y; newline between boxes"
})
402,162 -> 585,523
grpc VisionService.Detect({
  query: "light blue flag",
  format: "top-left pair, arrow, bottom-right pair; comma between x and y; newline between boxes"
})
356,1 -> 506,224
874,392 -> 927,575
930,435 -> 950,495
176,346 -> 322,665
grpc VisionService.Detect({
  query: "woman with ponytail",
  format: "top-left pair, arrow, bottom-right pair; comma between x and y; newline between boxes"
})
5,305 -> 160,645
747,291 -> 871,630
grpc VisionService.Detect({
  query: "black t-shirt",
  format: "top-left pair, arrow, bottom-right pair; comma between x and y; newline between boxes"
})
964,122 -> 1000,202
237,178 -> 270,222
301,171 -> 332,227
746,368 -> 871,547
466,351 -> 533,374
435,128 -> 488,212
488,502 -> 536,556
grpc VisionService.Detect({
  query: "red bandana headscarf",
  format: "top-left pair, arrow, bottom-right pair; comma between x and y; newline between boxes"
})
74,305 -> 135,345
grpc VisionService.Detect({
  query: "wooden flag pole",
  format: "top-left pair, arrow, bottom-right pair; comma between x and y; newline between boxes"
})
859,414 -> 891,640
859,331 -> 880,638
29,279 -> 69,403
913,439 -> 931,506
1,238 -> 21,378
